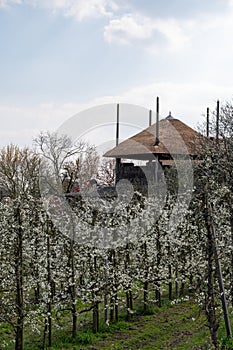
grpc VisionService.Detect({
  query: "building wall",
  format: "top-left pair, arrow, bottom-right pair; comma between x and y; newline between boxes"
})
116,161 -> 162,195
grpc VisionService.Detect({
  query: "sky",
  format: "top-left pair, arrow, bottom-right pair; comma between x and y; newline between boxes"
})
1,0 -> 233,148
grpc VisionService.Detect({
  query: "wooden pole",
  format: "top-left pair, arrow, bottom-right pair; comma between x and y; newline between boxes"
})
115,104 -> 120,184
216,100 -> 220,144
207,107 -> 209,138
210,206 -> 232,337
155,97 -> 159,146
116,103 -> 119,147
148,110 -> 152,164
149,109 -> 152,126
205,185 -> 232,338
154,97 -> 160,181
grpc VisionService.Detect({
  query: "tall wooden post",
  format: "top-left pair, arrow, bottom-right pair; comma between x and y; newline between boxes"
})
154,97 -> 160,182
149,109 -> 152,126
216,100 -> 220,144
207,107 -> 210,138
148,110 -> 152,164
209,203 -> 232,338
116,103 -> 119,147
115,104 -> 120,184
204,185 -> 232,339
155,97 -> 159,146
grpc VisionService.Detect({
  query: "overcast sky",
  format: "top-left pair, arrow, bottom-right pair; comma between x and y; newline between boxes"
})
1,0 -> 233,148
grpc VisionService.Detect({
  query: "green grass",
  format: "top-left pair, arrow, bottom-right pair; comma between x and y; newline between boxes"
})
87,300 -> 211,350
2,298 -> 233,349
0,323 -> 15,349
48,299 -> 212,350
218,320 -> 233,350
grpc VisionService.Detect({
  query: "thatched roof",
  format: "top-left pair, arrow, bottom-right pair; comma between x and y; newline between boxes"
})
104,117 -> 203,160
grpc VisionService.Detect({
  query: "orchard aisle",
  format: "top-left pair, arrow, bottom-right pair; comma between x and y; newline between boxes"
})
84,300 -> 212,350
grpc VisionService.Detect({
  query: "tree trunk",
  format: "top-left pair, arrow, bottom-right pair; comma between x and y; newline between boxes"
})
129,290 -> 133,316
125,244 -> 133,321
179,282 -> 185,297
92,299 -> 99,333
42,320 -> 47,350
15,206 -> 24,350
168,263 -> 172,300
143,281 -> 148,314
110,296 -> 114,323
103,251 -> 108,324
46,220 -> 52,348
156,227 -> 161,306
113,250 -> 118,323
175,265 -> 179,298
92,256 -> 99,333
72,304 -> 77,338
126,291 -> 130,321
230,198 -> 233,307
104,291 -> 108,324
115,293 -> 119,322
155,286 -> 161,307
48,301 -> 52,348
68,218 -> 77,338
143,243 -> 149,314
204,191 -> 219,348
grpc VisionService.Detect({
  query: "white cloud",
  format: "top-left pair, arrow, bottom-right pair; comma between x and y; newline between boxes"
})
104,12 -> 192,51
95,82 -> 233,128
0,0 -> 119,20
81,82 -> 233,131
104,13 -> 155,44
63,0 -> 119,21
154,18 -> 192,50
1,81 -> 233,148
0,0 -> 21,8
0,102 -> 81,147
104,1 -> 233,53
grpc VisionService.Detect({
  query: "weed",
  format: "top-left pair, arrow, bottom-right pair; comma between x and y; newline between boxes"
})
219,335 -> 233,349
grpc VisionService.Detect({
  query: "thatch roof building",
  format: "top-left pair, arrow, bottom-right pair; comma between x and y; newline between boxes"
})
104,115 -> 203,162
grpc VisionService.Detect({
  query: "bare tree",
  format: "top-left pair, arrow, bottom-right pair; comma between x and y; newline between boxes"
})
63,146 -> 100,191
34,131 -> 100,193
97,158 -> 115,186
